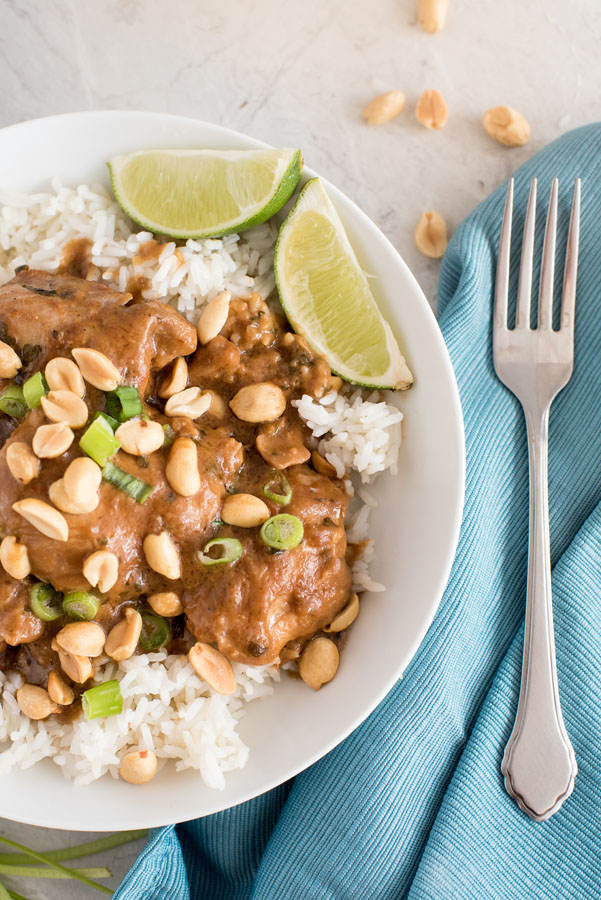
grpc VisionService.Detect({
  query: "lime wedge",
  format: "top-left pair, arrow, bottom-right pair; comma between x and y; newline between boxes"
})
274,178 -> 413,390
108,148 -> 302,239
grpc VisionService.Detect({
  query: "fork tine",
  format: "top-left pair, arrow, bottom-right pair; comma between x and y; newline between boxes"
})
538,178 -> 558,329
560,178 -> 581,331
515,178 -> 537,329
494,178 -> 513,330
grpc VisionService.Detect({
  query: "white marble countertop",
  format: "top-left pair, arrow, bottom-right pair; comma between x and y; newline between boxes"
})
0,0 -> 599,894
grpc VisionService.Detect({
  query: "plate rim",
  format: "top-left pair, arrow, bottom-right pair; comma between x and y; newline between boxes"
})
0,109 -> 465,830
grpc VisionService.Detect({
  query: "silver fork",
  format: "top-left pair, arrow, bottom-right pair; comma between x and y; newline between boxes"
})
494,176 -> 581,822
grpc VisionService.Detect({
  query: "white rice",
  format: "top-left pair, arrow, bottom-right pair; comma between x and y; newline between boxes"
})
0,652 -> 278,788
293,389 -> 403,483
0,180 -> 276,318
0,181 -> 403,787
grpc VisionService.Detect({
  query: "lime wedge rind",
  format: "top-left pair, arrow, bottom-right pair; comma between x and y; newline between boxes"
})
274,178 -> 414,391
108,148 -> 302,239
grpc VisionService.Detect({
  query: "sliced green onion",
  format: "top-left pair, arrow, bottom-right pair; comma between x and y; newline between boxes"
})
22,371 -> 48,408
263,472 -> 292,505
138,612 -> 172,651
102,461 -> 154,503
91,410 -> 119,432
79,416 -> 121,466
197,537 -> 242,566
162,423 -> 175,447
260,514 -> 304,551
29,582 -> 62,622
62,591 -> 99,621
0,385 -> 26,418
82,680 -> 123,720
106,385 -> 142,422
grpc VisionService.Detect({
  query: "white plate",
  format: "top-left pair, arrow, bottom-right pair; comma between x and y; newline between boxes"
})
0,111 -> 464,831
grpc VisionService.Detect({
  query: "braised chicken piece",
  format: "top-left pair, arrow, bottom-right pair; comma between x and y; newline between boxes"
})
0,273 -> 352,677
0,268 -> 196,394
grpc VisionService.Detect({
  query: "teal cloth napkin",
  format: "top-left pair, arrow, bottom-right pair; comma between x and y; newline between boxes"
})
115,123 -> 601,900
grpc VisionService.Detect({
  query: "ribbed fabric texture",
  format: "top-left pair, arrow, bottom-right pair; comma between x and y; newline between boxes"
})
115,123 -> 601,900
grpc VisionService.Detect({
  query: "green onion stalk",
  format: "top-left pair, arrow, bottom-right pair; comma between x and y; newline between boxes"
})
62,591 -> 99,621
263,473 -> 292,506
105,386 -> 142,422
22,372 -> 48,409
197,537 -> 243,566
79,416 -> 121,467
82,680 -> 123,721
0,386 -> 26,419
0,830 -> 147,897
260,514 -> 304,550
102,461 -> 154,503
138,613 -> 172,652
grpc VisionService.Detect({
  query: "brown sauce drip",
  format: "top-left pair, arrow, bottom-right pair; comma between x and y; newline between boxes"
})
58,238 -> 93,279
132,239 -> 165,265
126,275 -> 151,303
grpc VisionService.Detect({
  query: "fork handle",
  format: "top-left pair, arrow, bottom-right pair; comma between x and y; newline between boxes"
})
501,407 -> 577,821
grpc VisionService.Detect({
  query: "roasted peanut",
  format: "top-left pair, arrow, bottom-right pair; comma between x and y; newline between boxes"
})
0,535 -> 31,580
105,607 -> 142,661
45,358 -> 85,397
72,347 -> 121,391
63,456 -> 102,504
143,532 -> 181,580
299,637 -> 340,690
55,645 -> 93,683
55,622 -> 106,657
197,291 -> 231,344
203,390 -> 226,419
157,357 -> 188,399
222,493 -> 270,528
32,421 -> 74,458
120,749 -> 158,785
415,89 -> 448,129
482,106 -> 530,147
115,418 -> 165,456
147,592 -> 183,617
0,341 -> 21,378
16,683 -> 58,720
311,450 -> 338,478
12,498 -> 68,542
83,550 -> 119,593
414,210 -> 448,258
188,642 -> 237,695
6,442 -> 40,484
164,386 -> 211,419
49,478 -> 99,515
41,390 -> 88,429
229,382 -> 286,423
324,593 -> 360,632
417,0 -> 448,33
47,670 -> 74,706
361,90 -> 406,125
165,438 -> 200,497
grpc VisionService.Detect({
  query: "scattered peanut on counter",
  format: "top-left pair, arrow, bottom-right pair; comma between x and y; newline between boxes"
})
361,90 -> 406,126
415,89 -> 448,130
414,210 -> 448,259
482,106 -> 530,147
417,0 -> 448,33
